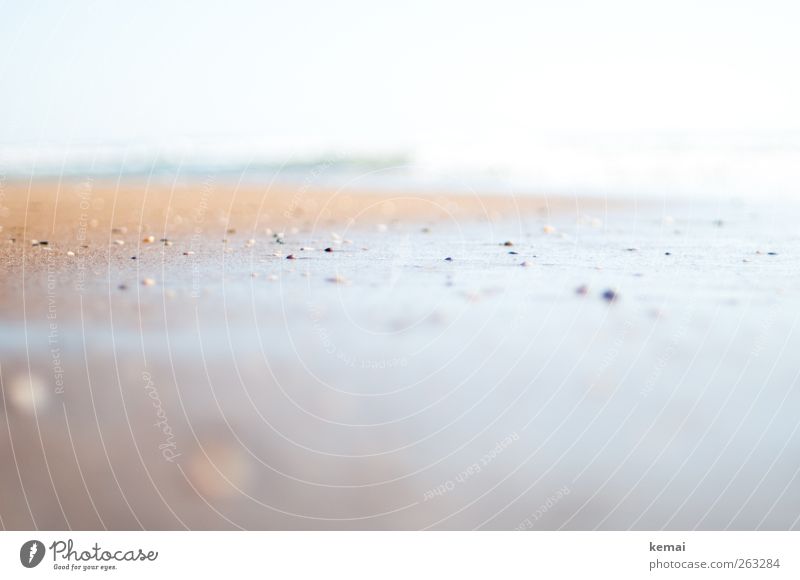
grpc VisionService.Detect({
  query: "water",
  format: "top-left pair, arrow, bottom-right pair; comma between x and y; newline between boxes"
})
3,131 -> 800,201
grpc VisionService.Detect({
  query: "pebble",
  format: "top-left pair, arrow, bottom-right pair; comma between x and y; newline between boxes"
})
142,278 -> 156,286
767,252 -> 778,256
543,225 -> 556,234
602,289 -> 618,303
227,228 -> 237,234
8,372 -> 48,416
508,251 -> 518,255
183,251 -> 195,256
186,442 -> 250,499
118,284 -> 127,290
575,285 -> 589,296
143,235 -> 155,243
324,247 -> 333,253
444,257 -> 453,261
520,261 -> 533,267
286,254 -> 297,260
245,239 -> 256,247
503,241 -> 514,247
66,251 -> 75,257
326,275 -> 347,284
112,226 -> 127,234
113,239 -> 125,245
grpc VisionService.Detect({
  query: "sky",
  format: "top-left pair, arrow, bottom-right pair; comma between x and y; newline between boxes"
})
2,0 -> 800,151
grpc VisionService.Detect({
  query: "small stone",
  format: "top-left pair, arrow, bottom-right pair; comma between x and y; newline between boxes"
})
767,252 -> 778,256
444,257 -> 453,261
31,239 -> 39,246
575,285 -> 589,296
8,372 -> 48,416
183,251 -> 194,256
520,261 -> 533,267
113,239 -> 125,245
508,251 -> 518,255
227,228 -> 237,234
66,251 -> 75,257
142,278 -> 156,286
286,254 -> 296,260
543,225 -> 556,234
245,239 -> 256,247
326,275 -> 347,284
118,284 -> 128,290
503,241 -> 514,247
112,226 -> 127,234
602,289 -> 618,303
143,235 -> 155,243
626,247 -> 638,252
130,256 -> 137,260
665,252 -> 671,256
324,247 -> 333,253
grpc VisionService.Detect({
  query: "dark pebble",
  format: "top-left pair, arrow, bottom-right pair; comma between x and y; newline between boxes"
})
444,257 -> 453,261
130,256 -> 137,260
324,247 -> 333,252
39,241 -> 49,246
508,251 -> 518,255
286,254 -> 296,260
118,284 -> 127,290
602,289 -> 618,303
768,252 -> 778,256
503,241 -> 514,247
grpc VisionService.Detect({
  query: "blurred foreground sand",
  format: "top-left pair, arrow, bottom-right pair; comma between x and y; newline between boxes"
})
1,179 -> 799,530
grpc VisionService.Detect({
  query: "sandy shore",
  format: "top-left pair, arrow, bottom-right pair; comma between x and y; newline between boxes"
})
1,179 -> 799,530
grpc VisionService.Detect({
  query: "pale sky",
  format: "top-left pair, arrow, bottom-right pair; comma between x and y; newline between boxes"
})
2,0 -> 800,153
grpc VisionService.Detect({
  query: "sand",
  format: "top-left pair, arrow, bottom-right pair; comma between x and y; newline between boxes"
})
1,178 -> 799,530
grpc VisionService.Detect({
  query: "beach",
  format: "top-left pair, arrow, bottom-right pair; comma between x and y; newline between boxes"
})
1,179 -> 799,530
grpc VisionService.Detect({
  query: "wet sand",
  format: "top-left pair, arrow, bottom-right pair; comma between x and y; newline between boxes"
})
1,179 -> 799,530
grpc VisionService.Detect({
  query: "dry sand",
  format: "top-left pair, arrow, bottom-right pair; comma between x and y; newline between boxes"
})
1,178 -> 799,530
